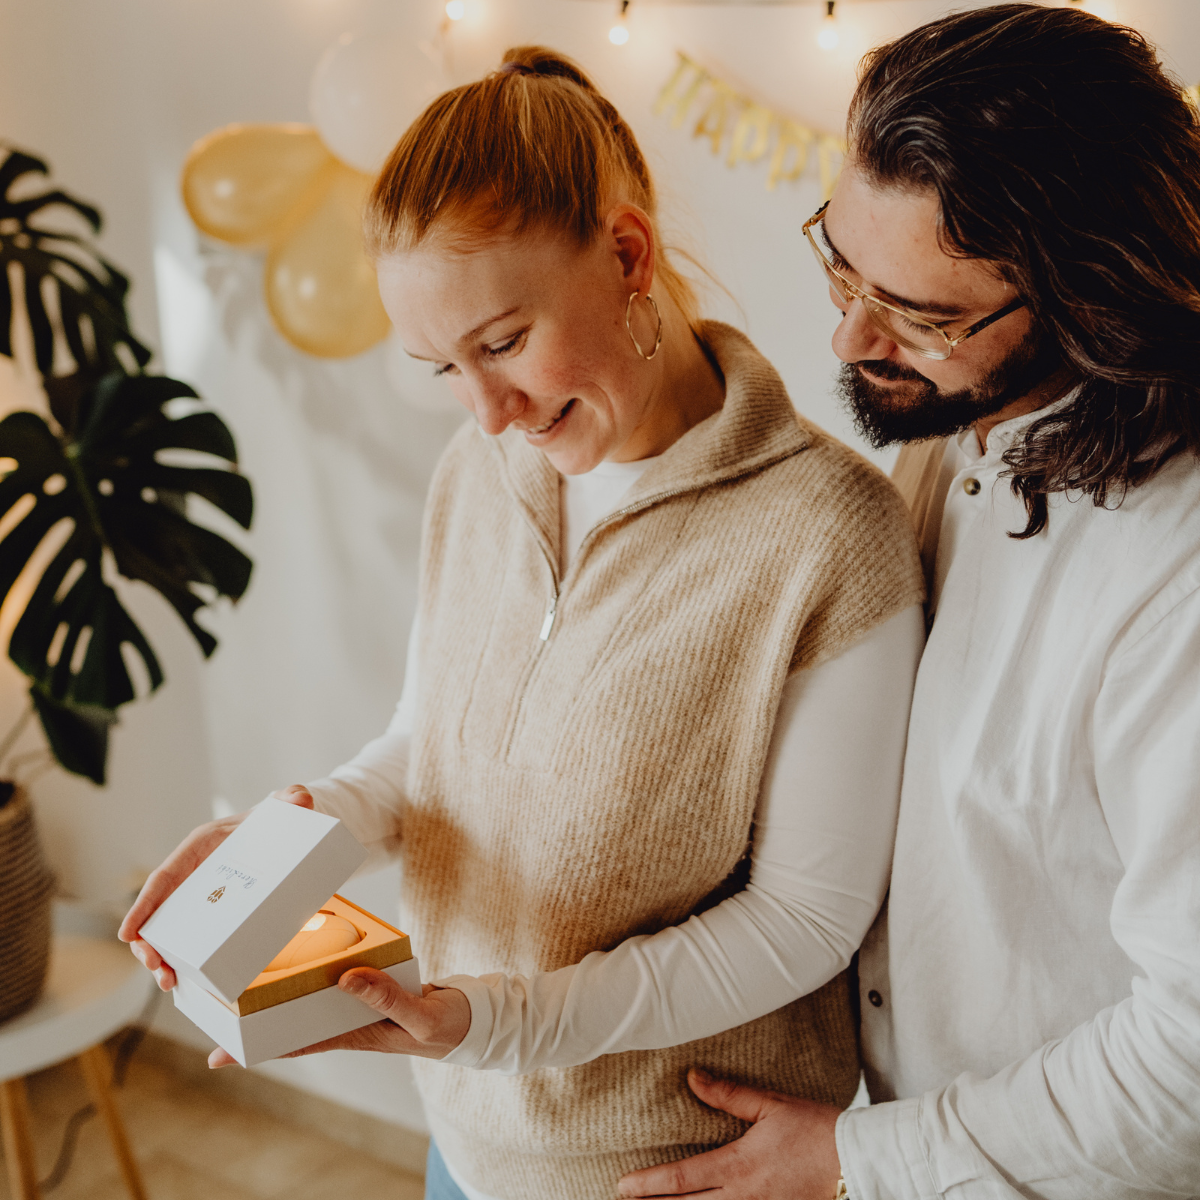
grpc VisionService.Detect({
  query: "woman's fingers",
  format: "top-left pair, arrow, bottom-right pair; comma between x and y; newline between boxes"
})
269,785 -> 315,808
248,971 -> 472,1062
128,937 -> 162,971
275,1018 -> 422,1060
119,786 -> 327,1029
120,822 -> 236,992
118,815 -> 243,943
118,787 -> 313,949
128,939 -> 178,990
337,970 -> 472,1058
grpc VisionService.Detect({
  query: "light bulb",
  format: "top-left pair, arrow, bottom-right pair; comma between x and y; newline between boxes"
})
817,1 -> 839,51
609,0 -> 630,46
266,910 -> 363,971
445,0 -> 465,20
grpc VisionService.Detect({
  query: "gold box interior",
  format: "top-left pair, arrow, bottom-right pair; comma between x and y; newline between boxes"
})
219,894 -> 413,1016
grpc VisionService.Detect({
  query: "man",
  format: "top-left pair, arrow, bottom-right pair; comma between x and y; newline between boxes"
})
620,4 -> 1200,1198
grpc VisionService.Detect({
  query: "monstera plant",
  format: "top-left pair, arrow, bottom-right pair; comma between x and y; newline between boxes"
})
0,146 -> 253,786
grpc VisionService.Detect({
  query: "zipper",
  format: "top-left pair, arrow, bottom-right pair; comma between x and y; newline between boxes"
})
508,500 -> 560,643
531,483 -> 700,643
498,446 -> 802,760
482,436 -> 562,646
507,445 -> 804,646
539,593 -> 558,641
500,508 -> 558,759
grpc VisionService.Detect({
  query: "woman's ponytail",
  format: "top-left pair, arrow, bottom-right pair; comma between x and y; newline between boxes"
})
497,45 -> 595,89
365,45 -> 700,330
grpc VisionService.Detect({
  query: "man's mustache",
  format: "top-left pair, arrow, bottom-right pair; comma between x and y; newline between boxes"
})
854,359 -> 930,384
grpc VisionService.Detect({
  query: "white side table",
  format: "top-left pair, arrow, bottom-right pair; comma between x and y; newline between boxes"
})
0,926 -> 153,1200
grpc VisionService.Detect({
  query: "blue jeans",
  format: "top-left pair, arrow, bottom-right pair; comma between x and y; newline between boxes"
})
426,1141 -> 471,1200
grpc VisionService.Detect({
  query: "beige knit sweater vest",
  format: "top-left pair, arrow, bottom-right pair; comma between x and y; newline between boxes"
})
403,322 -> 924,1200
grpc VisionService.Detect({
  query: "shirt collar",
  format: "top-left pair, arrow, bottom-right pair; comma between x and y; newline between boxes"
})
959,388 -> 1080,467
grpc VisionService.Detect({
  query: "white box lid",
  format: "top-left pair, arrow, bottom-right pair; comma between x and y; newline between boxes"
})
138,799 -> 367,1003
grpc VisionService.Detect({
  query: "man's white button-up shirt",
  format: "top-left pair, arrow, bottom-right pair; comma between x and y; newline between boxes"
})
838,409 -> 1200,1199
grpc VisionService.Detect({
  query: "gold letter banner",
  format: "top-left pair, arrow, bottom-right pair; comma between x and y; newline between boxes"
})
655,52 -> 845,199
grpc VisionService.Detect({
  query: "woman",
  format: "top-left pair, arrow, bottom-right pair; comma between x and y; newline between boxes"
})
123,47 -> 924,1200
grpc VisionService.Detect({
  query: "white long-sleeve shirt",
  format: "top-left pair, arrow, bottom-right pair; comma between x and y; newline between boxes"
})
838,413 -> 1200,1200
305,457 -> 923,1198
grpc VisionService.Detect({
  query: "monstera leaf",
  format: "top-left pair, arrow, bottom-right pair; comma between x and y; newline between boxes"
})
0,148 -> 151,385
0,372 -> 253,783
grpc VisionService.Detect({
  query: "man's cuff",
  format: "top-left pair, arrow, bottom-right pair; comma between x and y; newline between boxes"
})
836,1097 -> 938,1200
431,974 -> 495,1068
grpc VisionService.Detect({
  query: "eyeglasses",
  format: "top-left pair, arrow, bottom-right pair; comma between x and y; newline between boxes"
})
801,201 -> 1027,361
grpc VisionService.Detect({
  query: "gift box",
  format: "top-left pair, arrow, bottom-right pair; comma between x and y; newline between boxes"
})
140,798 -> 420,1066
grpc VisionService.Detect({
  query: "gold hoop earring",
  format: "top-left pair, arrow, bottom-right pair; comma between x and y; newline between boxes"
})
625,291 -> 663,361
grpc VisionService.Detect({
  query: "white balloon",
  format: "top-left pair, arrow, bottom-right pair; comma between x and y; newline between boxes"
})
310,31 -> 446,173
383,332 -> 462,413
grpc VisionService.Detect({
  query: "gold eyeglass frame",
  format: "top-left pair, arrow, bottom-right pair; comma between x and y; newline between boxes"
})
802,201 -> 1027,361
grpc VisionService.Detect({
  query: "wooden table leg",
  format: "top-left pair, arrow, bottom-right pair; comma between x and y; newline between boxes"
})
0,1075 -> 41,1200
77,1045 -> 148,1200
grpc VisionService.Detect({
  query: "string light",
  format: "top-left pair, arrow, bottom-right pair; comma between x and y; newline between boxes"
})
445,0 -> 465,20
610,0 -> 631,46
817,0 -> 839,51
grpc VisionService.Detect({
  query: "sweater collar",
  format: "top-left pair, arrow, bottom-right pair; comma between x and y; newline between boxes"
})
486,320 -> 809,565
624,321 -> 810,504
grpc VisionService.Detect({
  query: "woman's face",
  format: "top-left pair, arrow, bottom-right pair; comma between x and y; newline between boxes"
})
375,215 -> 664,475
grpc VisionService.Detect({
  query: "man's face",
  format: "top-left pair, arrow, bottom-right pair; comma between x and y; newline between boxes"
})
821,160 -> 1061,446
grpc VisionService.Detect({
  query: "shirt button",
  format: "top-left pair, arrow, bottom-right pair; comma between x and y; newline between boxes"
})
868,990 -> 884,1008
963,477 -> 981,496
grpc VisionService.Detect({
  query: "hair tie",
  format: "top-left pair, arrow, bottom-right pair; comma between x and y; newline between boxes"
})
499,61 -> 536,77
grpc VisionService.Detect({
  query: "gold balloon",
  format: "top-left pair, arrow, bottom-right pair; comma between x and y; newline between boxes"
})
180,123 -> 391,358
264,164 -> 392,359
182,124 -> 331,248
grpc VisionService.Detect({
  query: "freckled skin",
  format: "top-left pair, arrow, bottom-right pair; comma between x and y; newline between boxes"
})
375,205 -> 724,476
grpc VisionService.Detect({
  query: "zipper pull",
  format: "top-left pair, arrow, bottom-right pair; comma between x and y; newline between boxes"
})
539,594 -> 558,641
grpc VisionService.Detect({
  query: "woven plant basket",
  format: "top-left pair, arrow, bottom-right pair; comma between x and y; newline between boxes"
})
0,788 -> 54,1024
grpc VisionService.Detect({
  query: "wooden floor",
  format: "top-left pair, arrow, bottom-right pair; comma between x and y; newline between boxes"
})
0,1050 -> 426,1200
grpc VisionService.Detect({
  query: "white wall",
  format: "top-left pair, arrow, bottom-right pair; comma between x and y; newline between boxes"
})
3,0 -> 1200,1135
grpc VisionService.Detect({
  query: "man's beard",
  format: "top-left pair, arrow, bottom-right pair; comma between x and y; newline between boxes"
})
837,329 -> 1063,448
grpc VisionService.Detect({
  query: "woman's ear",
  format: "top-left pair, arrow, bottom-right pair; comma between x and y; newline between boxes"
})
607,204 -> 655,295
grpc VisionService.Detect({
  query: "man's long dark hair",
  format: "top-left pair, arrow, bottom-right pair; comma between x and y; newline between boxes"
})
849,3 -> 1200,537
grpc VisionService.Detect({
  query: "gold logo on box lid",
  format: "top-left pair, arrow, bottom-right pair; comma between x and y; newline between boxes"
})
214,862 -> 259,890
207,887 -> 226,903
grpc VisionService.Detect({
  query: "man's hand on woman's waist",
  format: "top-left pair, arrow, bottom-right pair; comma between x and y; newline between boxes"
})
619,1069 -> 843,1200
